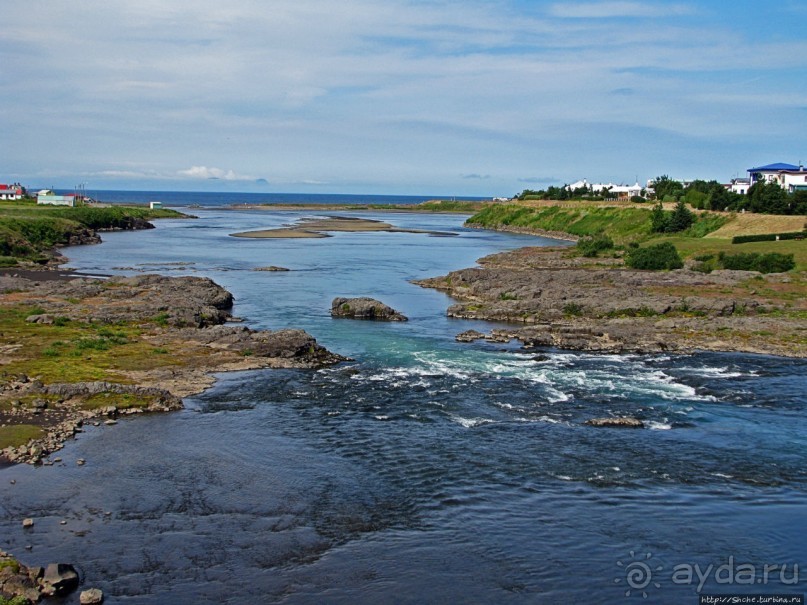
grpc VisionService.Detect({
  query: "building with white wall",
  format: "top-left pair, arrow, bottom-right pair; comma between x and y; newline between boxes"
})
748,163 -> 807,193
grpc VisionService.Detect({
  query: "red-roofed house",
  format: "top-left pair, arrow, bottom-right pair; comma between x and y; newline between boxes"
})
0,184 -> 24,200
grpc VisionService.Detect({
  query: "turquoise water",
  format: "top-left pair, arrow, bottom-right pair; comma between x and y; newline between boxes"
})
1,209 -> 805,603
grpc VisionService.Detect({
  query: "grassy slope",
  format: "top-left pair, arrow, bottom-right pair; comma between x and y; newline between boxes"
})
467,204 -> 659,243
0,200 -> 186,265
466,201 -> 806,269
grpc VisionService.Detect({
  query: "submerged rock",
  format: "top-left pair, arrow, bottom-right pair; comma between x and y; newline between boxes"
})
331,297 -> 408,321
585,417 -> 644,428
253,266 -> 290,272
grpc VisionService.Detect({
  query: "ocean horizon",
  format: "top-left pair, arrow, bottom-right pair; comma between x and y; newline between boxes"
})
51,189 -> 492,207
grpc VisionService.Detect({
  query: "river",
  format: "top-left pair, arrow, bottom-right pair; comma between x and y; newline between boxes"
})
1,208 -> 805,603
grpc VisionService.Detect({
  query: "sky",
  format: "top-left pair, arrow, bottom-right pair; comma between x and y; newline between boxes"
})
1,0 -> 806,196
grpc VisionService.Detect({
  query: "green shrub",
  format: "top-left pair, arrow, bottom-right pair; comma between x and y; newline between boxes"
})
576,233 -> 614,257
625,242 -> 684,270
563,302 -> 584,316
718,252 -> 795,273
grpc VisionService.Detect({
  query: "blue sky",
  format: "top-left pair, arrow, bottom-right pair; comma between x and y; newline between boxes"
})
1,0 -> 805,196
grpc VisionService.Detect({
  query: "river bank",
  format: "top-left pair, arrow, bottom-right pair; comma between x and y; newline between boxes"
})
416,245 -> 807,357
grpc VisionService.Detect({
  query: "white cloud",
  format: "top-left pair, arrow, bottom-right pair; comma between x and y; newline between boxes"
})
178,166 -> 257,181
548,2 -> 695,19
1,0 -> 805,191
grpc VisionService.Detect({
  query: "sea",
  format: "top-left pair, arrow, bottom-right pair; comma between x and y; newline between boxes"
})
1,196 -> 805,604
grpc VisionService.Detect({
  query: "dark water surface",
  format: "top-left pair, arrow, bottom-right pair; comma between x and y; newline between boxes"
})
1,209 -> 805,603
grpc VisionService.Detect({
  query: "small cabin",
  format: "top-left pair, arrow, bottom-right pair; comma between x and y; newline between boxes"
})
37,190 -> 76,206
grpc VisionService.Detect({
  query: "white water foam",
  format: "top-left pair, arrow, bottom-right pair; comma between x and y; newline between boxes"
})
450,415 -> 496,428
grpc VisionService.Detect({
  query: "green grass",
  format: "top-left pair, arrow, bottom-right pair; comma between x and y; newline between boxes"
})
466,204 -> 731,245
0,424 -> 44,449
0,305 -> 181,384
648,236 -> 807,271
80,392 -> 159,410
466,205 -> 653,243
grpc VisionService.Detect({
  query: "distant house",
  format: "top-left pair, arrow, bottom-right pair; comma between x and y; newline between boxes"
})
728,178 -> 751,195
0,184 -> 24,200
748,163 -> 807,193
37,190 -> 76,206
567,179 -> 643,200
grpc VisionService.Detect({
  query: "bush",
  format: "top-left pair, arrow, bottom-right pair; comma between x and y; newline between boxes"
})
625,242 -> 684,270
718,252 -> 795,273
732,232 -> 805,244
576,233 -> 614,257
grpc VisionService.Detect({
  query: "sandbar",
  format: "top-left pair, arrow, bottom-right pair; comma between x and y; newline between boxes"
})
230,216 -> 457,238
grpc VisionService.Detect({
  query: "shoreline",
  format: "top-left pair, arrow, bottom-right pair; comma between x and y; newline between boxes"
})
463,221 -> 580,242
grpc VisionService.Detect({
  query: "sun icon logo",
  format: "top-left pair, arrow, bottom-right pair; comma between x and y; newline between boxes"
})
615,551 -> 663,598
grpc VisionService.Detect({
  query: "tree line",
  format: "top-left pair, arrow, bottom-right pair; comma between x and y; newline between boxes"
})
515,175 -> 807,215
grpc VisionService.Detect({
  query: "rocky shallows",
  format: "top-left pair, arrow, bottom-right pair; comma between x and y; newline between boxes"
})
0,273 -> 346,465
331,297 -> 408,321
415,246 -> 807,357
0,550 -> 95,603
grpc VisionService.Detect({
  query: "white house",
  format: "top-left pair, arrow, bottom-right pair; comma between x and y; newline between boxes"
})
748,163 -> 807,193
567,179 -> 643,200
728,178 -> 751,195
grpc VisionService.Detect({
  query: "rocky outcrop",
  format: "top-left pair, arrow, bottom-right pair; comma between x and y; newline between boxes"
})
0,551 -> 81,602
1,273 -> 347,466
177,325 -> 346,367
331,297 -> 408,321
1,274 -> 234,327
416,246 -> 806,357
456,330 -> 485,342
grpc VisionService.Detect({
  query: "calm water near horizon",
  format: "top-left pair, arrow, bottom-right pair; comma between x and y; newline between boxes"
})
1,207 -> 805,603
53,189 -> 487,207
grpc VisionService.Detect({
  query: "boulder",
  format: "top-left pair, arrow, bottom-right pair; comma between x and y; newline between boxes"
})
331,297 -> 407,321
41,563 -> 79,596
80,587 -> 105,604
585,417 -> 644,428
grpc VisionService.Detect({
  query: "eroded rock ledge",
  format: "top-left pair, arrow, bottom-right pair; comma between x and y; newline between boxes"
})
416,246 -> 806,357
1,273 -> 346,465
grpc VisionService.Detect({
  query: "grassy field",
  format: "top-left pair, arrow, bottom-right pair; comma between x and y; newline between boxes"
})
650,235 -> 807,271
706,213 -> 806,238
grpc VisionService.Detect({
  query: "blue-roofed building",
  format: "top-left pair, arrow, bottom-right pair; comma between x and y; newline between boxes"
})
748,162 -> 807,193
